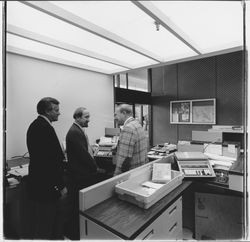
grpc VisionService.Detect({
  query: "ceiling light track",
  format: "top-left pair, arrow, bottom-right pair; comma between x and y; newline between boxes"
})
132,1 -> 202,55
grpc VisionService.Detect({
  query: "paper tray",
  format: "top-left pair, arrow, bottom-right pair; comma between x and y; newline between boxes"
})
115,167 -> 184,209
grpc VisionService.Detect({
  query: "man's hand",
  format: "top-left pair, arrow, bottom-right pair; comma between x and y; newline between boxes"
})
60,187 -> 68,197
111,144 -> 117,151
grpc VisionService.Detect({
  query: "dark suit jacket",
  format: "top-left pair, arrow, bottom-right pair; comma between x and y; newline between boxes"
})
26,116 -> 65,201
66,123 -> 97,186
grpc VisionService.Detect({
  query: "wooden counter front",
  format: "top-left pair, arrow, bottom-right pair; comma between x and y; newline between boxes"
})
80,180 -> 192,240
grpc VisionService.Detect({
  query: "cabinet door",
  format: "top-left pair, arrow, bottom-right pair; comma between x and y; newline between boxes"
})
195,193 -> 244,240
136,196 -> 182,240
80,215 -> 121,240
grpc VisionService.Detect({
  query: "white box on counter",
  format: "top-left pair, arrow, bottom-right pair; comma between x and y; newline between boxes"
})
115,165 -> 184,209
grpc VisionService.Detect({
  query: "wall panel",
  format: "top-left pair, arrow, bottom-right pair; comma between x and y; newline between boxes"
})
164,64 -> 178,98
178,57 -> 216,100
151,66 -> 164,96
216,52 -> 244,125
151,51 -> 244,144
151,64 -> 178,145
152,96 -> 178,145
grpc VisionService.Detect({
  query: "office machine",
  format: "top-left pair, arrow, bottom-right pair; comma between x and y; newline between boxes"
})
95,144 -> 114,157
105,127 -> 120,137
175,152 -> 215,178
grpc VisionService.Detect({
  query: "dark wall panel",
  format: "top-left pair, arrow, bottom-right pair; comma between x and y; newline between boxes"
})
152,64 -> 178,145
164,64 -> 178,97
151,66 -> 164,95
152,96 -> 178,145
216,51 -> 244,125
178,57 -> 216,99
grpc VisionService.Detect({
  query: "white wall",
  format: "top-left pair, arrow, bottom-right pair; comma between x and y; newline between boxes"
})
6,53 -> 114,160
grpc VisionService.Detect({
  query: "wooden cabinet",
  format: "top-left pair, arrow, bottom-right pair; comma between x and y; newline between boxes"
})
195,192 -> 244,240
80,196 -> 182,240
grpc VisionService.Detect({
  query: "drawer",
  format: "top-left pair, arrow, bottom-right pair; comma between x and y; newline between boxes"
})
163,198 -> 183,240
165,221 -> 183,240
165,197 -> 182,220
135,215 -> 164,240
136,196 -> 182,240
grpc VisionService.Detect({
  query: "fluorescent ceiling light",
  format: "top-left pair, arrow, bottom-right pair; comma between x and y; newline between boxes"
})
7,1 -> 157,68
51,1 -> 197,61
7,33 -> 128,74
152,1 -> 243,52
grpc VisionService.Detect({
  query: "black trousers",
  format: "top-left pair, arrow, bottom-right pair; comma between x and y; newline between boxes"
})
30,196 -> 69,240
64,173 -> 111,240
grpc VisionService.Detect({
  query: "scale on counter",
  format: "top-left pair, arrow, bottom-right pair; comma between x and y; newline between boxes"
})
174,152 -> 216,178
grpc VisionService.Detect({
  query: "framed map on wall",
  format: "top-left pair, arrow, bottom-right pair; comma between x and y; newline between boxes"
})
170,98 -> 216,124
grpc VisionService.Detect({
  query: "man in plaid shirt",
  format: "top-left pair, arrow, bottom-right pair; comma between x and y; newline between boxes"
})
113,104 -> 148,176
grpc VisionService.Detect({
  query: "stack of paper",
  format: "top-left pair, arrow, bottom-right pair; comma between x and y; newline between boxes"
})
205,152 -> 235,170
152,163 -> 171,183
175,151 -> 208,160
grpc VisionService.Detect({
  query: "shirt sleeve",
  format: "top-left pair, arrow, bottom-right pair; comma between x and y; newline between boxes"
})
114,126 -> 136,175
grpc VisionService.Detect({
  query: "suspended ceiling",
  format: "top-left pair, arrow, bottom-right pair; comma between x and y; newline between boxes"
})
6,1 -> 244,75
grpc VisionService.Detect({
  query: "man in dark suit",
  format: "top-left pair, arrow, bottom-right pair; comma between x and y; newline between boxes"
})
26,97 -> 67,240
65,107 -> 106,239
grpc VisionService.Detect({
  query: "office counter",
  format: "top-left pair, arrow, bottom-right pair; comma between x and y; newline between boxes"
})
79,156 -> 190,240
81,181 -> 191,240
79,154 -> 246,240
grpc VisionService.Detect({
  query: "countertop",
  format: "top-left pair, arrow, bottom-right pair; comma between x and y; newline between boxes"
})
80,180 -> 192,240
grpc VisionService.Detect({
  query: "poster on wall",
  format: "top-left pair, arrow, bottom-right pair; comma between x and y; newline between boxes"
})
170,98 -> 216,124
171,101 -> 191,123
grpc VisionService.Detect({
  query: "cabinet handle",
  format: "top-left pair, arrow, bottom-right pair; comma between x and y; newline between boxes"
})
85,220 -> 88,236
169,206 -> 177,215
142,229 -> 154,240
196,215 -> 208,219
169,222 -> 177,233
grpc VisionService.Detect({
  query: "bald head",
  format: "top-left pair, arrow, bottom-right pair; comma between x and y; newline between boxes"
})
73,107 -> 90,127
115,104 -> 133,125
